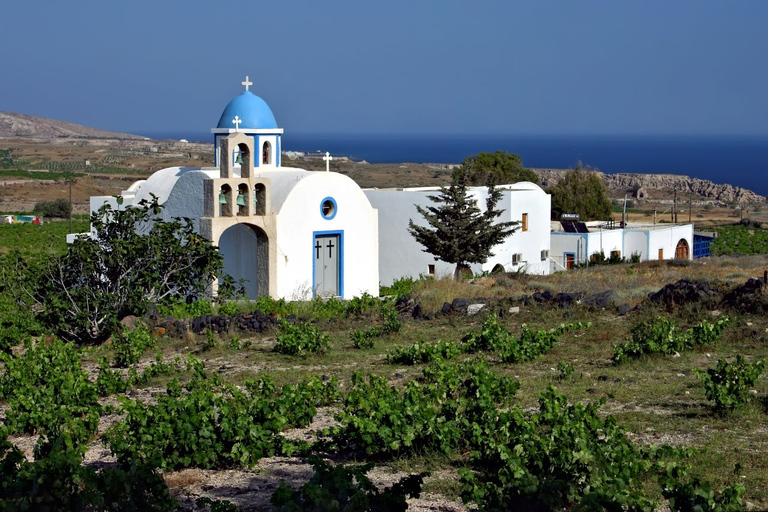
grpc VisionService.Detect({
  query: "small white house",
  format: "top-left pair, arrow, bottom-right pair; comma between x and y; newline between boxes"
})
550,220 -> 693,270
85,79 -> 379,300
365,181 -> 551,285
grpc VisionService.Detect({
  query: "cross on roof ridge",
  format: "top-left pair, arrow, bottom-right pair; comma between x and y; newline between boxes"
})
242,76 -> 253,92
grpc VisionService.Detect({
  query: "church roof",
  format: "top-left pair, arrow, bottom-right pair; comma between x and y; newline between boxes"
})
216,91 -> 278,130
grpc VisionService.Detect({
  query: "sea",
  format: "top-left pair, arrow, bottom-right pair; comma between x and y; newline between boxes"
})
144,132 -> 768,196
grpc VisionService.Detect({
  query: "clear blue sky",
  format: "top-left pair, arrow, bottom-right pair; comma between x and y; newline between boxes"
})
1,0 -> 766,137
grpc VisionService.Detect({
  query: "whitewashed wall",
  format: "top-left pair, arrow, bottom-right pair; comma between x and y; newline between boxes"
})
366,183 -> 551,286
275,172 -> 379,299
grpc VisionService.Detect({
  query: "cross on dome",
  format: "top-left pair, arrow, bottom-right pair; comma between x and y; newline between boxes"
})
232,115 -> 242,131
241,76 -> 253,92
323,151 -> 333,172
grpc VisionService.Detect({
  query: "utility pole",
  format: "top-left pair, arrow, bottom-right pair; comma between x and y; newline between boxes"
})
673,188 -> 678,223
689,190 -> 692,224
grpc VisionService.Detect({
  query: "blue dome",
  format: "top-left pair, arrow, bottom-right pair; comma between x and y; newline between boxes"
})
216,91 -> 278,129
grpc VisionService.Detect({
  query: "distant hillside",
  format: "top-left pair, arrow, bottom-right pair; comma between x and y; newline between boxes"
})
0,111 -> 144,140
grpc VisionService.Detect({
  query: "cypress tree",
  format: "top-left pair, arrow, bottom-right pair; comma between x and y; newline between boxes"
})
408,175 -> 518,280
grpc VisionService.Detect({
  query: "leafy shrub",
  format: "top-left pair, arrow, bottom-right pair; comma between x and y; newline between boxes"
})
0,430 -> 177,511
662,476 -> 746,512
0,338 -> 99,441
33,198 -> 72,218
345,292 -> 379,316
555,360 -> 574,381
613,317 -> 731,364
107,366 -> 338,470
112,324 -> 156,367
271,456 -> 425,512
695,356 -> 765,414
381,302 -> 402,334
274,321 -> 329,356
253,296 -> 292,317
387,340 -> 461,365
24,197 -> 224,343
460,387 -> 671,511
350,327 -> 380,349
329,361 -> 519,457
158,297 -> 213,318
461,315 -> 589,363
96,353 -> 180,396
218,301 -> 240,317
0,312 -> 42,354
380,276 -> 417,298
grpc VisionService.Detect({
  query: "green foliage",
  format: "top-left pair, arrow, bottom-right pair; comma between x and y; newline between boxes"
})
659,463 -> 747,512
24,196 -> 223,343
33,198 -> 72,219
253,296 -> 292,317
459,387 -> 678,511
112,324 -> 157,367
345,292 -> 379,316
95,353 -> 180,396
613,317 -> 731,364
0,430 -> 177,512
157,297 -> 213,318
549,167 -> 613,221
0,221 -> 89,255
202,327 -> 218,351
695,356 -> 765,414
329,361 -> 519,457
408,174 -> 518,280
0,338 -> 99,441
107,366 -> 339,470
271,456 -> 425,512
274,320 -> 330,356
381,302 -> 402,334
350,327 -> 380,349
711,224 -> 768,256
196,497 -> 241,512
379,276 -> 417,298
461,314 -> 590,363
555,360 -> 574,381
387,340 -> 461,365
453,151 -> 539,187
0,311 -> 43,354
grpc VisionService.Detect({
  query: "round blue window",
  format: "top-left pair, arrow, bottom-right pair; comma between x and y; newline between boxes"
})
320,197 -> 337,220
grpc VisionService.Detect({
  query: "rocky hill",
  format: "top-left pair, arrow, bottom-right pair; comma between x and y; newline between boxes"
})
0,111 -> 144,140
535,168 -> 766,205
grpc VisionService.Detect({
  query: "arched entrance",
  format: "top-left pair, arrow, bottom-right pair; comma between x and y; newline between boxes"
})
218,224 -> 269,299
675,238 -> 690,259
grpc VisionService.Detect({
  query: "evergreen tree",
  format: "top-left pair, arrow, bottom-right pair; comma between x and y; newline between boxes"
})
453,151 -> 539,186
549,166 -> 613,221
408,175 -> 518,280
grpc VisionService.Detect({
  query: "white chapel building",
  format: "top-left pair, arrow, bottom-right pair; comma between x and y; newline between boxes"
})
86,79 -> 379,300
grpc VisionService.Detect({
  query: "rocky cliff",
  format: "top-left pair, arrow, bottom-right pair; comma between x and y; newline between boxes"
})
534,168 -> 766,205
0,111 -> 144,140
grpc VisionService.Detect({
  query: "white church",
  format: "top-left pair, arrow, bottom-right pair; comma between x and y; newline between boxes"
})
82,79 -> 694,299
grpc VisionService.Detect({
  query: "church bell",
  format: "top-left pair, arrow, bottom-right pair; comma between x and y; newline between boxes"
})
218,192 -> 228,204
236,192 -> 246,207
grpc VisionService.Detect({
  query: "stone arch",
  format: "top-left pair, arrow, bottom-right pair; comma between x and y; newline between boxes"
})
220,132 -> 254,178
218,223 -> 269,299
491,263 -> 506,274
262,141 -> 272,165
675,238 -> 690,259
237,142 -> 252,178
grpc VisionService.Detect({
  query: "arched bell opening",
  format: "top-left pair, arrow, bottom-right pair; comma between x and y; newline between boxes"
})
262,141 -> 272,166
236,183 -> 249,216
219,184 -> 233,217
218,223 -> 269,299
254,183 -> 266,215
675,238 -> 690,259
237,142 -> 252,178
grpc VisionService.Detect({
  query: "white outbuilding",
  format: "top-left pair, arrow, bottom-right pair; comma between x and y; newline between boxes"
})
86,79 -> 379,300
550,220 -> 693,270
365,181 -> 552,285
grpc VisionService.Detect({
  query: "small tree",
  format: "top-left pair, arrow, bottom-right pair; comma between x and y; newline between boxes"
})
453,151 -> 539,186
34,199 -> 72,219
549,166 -> 613,221
21,196 -> 223,343
408,175 -> 518,280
